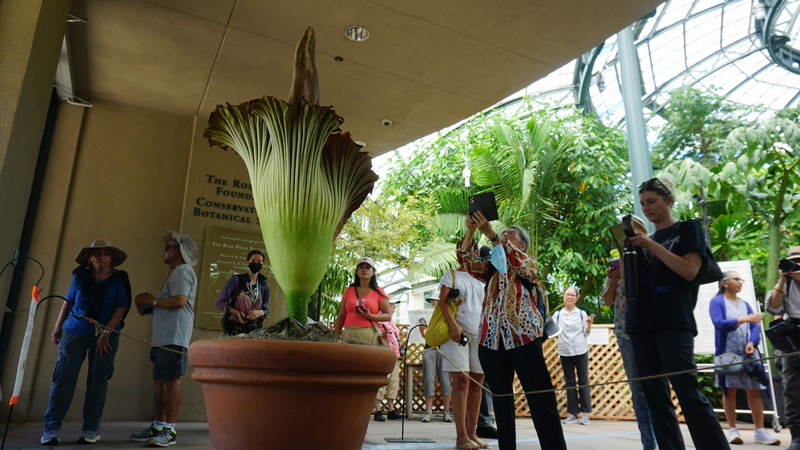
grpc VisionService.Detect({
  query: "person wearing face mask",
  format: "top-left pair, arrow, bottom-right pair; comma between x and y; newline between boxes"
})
215,249 -> 271,335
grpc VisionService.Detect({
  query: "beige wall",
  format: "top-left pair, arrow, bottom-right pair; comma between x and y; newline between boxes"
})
0,0 -> 71,352
1,97 -> 290,423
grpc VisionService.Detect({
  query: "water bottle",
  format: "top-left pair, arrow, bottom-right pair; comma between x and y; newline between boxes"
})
623,243 -> 639,300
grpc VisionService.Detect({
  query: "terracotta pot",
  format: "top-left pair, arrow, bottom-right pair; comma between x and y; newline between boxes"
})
189,338 -> 396,450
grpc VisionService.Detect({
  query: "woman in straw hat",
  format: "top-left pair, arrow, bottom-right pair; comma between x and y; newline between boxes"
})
40,239 -> 132,446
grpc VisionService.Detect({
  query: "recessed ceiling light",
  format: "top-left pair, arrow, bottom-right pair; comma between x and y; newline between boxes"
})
344,25 -> 370,42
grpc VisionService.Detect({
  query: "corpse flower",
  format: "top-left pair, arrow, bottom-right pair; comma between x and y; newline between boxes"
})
204,27 -> 377,322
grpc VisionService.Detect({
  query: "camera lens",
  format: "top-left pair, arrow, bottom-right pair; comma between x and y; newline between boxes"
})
448,289 -> 460,298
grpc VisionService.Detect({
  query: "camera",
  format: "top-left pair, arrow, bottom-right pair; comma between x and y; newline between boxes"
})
766,318 -> 800,369
381,118 -> 393,126
459,333 -> 469,346
448,288 -> 461,299
779,258 -> 800,273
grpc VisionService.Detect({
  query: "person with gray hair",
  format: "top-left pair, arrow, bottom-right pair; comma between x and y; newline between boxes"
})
556,286 -> 594,425
710,270 -> 777,445
459,211 -> 566,450
131,231 -> 198,447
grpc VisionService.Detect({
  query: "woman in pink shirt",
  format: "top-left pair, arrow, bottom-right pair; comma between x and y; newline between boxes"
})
333,256 -> 391,345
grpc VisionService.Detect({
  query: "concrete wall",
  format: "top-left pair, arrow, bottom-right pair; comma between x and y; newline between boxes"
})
0,98 -> 291,423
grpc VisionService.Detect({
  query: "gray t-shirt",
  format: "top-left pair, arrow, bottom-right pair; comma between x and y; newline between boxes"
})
152,263 -> 197,348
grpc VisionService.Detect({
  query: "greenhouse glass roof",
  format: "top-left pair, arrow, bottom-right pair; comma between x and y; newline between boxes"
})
510,0 -> 800,129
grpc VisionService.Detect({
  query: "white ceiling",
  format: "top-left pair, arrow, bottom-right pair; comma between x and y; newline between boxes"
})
66,0 -> 666,156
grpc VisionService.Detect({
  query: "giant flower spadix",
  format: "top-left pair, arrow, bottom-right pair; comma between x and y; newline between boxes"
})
204,28 -> 377,322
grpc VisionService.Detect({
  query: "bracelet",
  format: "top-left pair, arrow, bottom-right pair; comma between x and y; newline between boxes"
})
489,234 -> 499,242
102,329 -> 112,334
153,299 -> 158,306
774,287 -> 785,294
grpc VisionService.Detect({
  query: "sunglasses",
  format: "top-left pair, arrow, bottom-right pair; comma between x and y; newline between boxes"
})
638,177 -> 671,196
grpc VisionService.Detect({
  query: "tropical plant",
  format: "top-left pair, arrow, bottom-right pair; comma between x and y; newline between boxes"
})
204,28 -> 378,322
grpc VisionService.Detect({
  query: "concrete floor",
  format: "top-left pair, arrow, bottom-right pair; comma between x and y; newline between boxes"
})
0,416 -> 785,449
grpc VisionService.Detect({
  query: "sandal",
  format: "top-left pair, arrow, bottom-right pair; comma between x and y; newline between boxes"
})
472,438 -> 491,449
456,440 -> 480,450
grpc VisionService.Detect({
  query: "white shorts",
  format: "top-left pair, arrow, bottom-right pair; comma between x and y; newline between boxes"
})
440,331 -> 482,374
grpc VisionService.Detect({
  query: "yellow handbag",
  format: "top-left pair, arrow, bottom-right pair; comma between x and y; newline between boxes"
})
425,269 -> 462,348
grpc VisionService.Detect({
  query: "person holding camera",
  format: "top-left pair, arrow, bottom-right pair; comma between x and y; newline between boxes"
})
459,211 -> 566,450
765,246 -> 800,449
436,243 -> 489,450
625,176 -> 729,450
556,286 -> 594,426
332,256 -> 391,344
215,249 -> 270,335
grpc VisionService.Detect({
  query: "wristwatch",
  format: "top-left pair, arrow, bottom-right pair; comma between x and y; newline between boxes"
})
489,234 -> 499,243
102,329 -> 112,334
152,299 -> 158,306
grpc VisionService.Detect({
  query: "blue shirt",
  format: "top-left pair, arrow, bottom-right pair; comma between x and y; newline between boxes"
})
62,268 -> 131,337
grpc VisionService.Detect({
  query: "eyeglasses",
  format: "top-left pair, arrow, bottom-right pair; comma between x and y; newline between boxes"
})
728,277 -> 745,283
502,229 -> 519,237
564,293 -> 577,298
638,177 -> 671,196
164,243 -> 179,252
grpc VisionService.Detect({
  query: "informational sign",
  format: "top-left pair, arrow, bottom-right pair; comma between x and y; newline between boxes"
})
196,228 -> 265,330
587,327 -> 610,346
693,260 -> 759,355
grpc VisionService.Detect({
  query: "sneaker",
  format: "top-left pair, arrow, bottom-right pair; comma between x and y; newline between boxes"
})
422,410 -> 433,423
443,410 -> 453,423
77,430 -> 100,444
130,424 -> 161,442
754,428 -> 780,445
386,410 -> 404,420
373,411 -> 386,422
579,414 -> 590,425
40,429 -> 59,446
562,414 -> 579,424
147,428 -> 176,447
728,428 -> 743,445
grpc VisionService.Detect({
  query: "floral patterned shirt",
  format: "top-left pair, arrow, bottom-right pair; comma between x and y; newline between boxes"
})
378,319 -> 401,357
604,278 -> 628,339
459,238 -> 544,350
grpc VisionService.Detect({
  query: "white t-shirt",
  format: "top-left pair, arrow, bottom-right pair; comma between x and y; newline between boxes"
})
439,269 -> 485,335
555,308 -> 589,357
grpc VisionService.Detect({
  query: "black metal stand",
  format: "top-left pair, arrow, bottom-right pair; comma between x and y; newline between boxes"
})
384,323 -> 435,443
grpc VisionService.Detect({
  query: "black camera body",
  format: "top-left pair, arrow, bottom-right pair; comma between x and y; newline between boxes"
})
459,333 -> 469,346
448,288 -> 461,299
766,318 -> 800,369
779,258 -> 800,273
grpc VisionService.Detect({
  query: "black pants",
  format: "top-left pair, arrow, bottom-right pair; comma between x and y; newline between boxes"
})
479,339 -> 567,450
560,352 -> 591,414
629,329 -> 730,450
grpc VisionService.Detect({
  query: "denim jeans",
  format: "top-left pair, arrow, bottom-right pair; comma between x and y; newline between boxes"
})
630,329 -> 729,450
43,331 -> 119,432
617,335 -> 657,450
479,339 -> 567,450
560,352 -> 591,414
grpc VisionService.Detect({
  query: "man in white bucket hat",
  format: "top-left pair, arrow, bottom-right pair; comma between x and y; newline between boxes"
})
131,231 -> 197,447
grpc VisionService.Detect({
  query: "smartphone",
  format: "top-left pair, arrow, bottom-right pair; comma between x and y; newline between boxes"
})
459,333 -> 469,346
418,318 -> 427,326
609,259 -> 620,270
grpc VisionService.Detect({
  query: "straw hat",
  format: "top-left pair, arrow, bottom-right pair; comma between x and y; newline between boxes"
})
75,239 -> 127,267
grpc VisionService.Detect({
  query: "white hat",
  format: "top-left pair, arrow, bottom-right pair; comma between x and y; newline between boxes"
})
164,231 -> 198,266
388,297 -> 401,304
356,256 -> 375,269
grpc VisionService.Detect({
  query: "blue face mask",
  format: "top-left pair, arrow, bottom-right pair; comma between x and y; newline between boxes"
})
491,244 -> 507,274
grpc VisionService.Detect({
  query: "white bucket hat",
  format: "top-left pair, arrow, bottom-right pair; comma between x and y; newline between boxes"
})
163,230 -> 198,266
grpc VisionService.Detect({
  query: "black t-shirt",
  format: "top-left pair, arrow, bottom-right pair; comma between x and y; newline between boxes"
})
625,220 -> 705,335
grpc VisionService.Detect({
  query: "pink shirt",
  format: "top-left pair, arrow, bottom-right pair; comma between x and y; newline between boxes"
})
341,286 -> 388,328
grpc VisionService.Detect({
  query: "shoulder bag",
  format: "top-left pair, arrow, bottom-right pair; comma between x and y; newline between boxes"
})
683,221 -> 723,286
425,269 -> 461,348
713,352 -> 744,375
